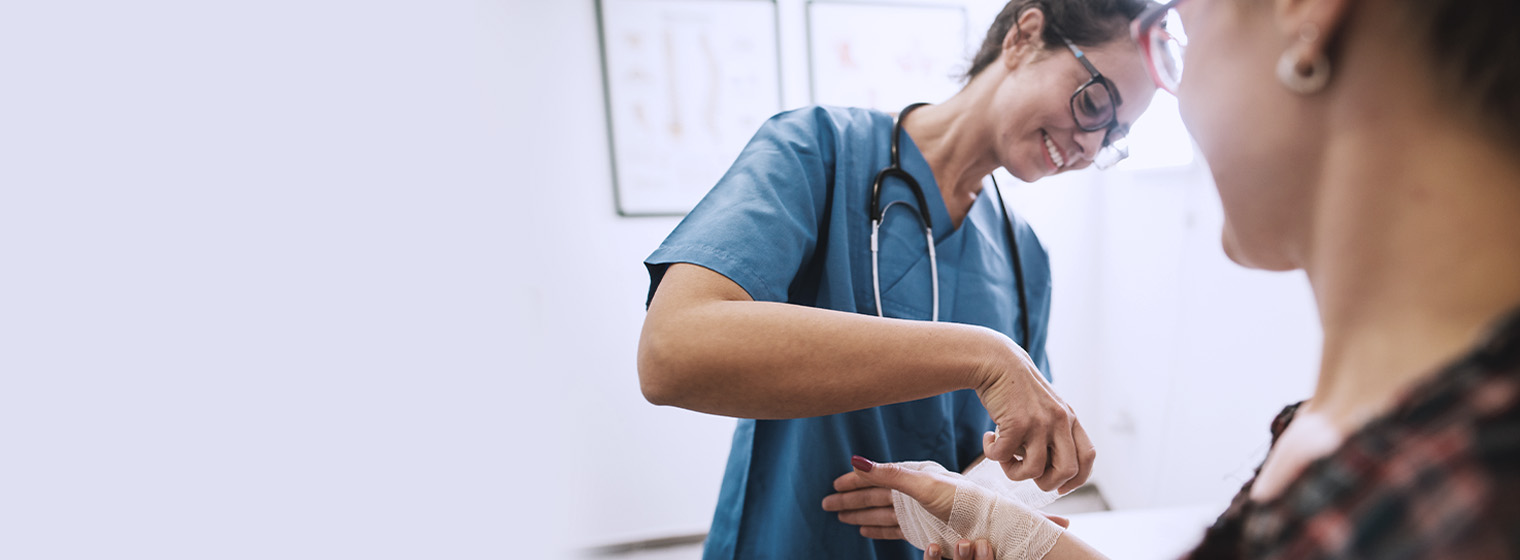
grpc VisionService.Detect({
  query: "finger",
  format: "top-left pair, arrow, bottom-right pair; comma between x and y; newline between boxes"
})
985,422 -> 1031,464
821,487 -> 893,512
980,432 -> 1024,464
925,543 -> 942,560
1037,424 -> 1078,492
833,470 -> 876,492
955,540 -> 974,560
836,506 -> 897,527
1005,435 -> 1048,481
1043,512 -> 1071,528
1060,419 -> 1098,494
975,539 -> 994,560
859,525 -> 905,540
851,456 -> 941,505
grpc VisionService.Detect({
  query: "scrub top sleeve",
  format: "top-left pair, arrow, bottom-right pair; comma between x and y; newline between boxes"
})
645,109 -> 836,306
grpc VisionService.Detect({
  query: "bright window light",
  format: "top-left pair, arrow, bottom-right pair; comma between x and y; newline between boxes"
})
1116,93 -> 1195,171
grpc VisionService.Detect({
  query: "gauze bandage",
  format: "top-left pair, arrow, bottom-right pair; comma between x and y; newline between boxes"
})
891,460 -> 1066,560
961,459 -> 1064,509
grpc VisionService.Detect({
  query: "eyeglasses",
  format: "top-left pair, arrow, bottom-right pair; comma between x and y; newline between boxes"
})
1132,0 -> 1189,94
1052,31 -> 1130,169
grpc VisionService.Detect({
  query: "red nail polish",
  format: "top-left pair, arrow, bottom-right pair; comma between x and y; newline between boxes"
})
851,455 -> 874,472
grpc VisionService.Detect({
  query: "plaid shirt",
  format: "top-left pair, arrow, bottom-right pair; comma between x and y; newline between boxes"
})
1186,309 -> 1520,559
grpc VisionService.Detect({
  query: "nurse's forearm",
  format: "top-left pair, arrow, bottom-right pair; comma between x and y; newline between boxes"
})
640,299 -> 1008,418
638,263 -> 1018,419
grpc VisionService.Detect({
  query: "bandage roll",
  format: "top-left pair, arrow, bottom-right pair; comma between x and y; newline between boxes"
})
962,458 -> 1066,509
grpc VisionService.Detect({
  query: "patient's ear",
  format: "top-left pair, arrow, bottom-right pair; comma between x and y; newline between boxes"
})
1272,0 -> 1354,64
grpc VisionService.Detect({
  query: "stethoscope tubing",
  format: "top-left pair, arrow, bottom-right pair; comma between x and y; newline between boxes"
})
870,102 -> 1029,345
870,102 -> 940,323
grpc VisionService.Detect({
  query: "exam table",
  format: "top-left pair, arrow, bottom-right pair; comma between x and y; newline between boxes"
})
1062,504 -> 1221,560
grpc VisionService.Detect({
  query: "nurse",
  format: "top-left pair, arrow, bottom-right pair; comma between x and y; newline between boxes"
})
637,0 -> 1156,558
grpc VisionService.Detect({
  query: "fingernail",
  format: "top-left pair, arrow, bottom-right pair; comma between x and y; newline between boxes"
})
958,541 -> 972,557
850,455 -> 874,472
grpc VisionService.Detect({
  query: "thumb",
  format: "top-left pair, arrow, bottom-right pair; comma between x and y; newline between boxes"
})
1043,513 -> 1071,529
851,456 -> 940,506
983,429 -> 1024,464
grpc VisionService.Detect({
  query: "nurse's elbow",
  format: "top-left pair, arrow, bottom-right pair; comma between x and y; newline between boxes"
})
637,329 -> 688,407
638,369 -> 681,407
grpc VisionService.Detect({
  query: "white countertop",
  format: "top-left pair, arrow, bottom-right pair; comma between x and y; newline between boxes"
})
1062,504 -> 1221,560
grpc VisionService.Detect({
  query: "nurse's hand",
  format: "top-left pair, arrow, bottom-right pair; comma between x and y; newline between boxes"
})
974,342 -> 1095,494
823,469 -> 903,540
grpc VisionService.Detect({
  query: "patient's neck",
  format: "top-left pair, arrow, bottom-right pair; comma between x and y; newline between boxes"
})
1304,118 -> 1520,431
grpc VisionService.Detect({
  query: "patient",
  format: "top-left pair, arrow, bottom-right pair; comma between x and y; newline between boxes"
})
832,0 -> 1520,557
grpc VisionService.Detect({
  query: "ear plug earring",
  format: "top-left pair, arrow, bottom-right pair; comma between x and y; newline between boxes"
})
1277,24 -> 1331,94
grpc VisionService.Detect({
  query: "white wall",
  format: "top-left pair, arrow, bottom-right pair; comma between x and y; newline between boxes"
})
1085,165 -> 1321,510
0,1 -> 1325,558
2,1 -> 582,557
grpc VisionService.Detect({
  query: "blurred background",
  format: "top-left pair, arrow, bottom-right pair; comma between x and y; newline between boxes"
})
1,1 -> 1319,558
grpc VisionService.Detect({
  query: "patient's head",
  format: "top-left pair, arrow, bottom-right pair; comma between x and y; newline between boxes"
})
1139,0 -> 1520,270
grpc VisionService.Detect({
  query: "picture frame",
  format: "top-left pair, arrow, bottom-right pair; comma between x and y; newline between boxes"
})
806,1 -> 970,112
595,0 -> 784,217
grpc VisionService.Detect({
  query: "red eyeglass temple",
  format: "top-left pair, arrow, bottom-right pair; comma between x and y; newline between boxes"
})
1131,19 -> 1178,95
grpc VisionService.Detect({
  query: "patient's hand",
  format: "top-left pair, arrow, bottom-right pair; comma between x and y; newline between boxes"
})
823,466 -> 905,540
842,456 -> 1070,559
828,457 -> 1070,528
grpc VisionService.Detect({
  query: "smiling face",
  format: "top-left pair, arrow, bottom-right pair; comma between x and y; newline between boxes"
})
984,12 -> 1157,182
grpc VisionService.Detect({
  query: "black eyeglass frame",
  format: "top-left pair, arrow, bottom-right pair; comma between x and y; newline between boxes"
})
1050,30 -> 1130,151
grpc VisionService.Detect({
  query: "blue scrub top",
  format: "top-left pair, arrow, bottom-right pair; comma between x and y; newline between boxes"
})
644,105 -> 1054,560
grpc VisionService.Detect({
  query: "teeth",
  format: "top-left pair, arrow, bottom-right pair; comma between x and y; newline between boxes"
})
1044,134 -> 1065,168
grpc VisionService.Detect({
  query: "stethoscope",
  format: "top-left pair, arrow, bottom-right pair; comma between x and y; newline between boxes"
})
869,102 -> 1031,343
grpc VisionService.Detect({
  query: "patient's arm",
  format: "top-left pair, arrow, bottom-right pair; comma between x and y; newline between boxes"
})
1045,534 -> 1106,560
